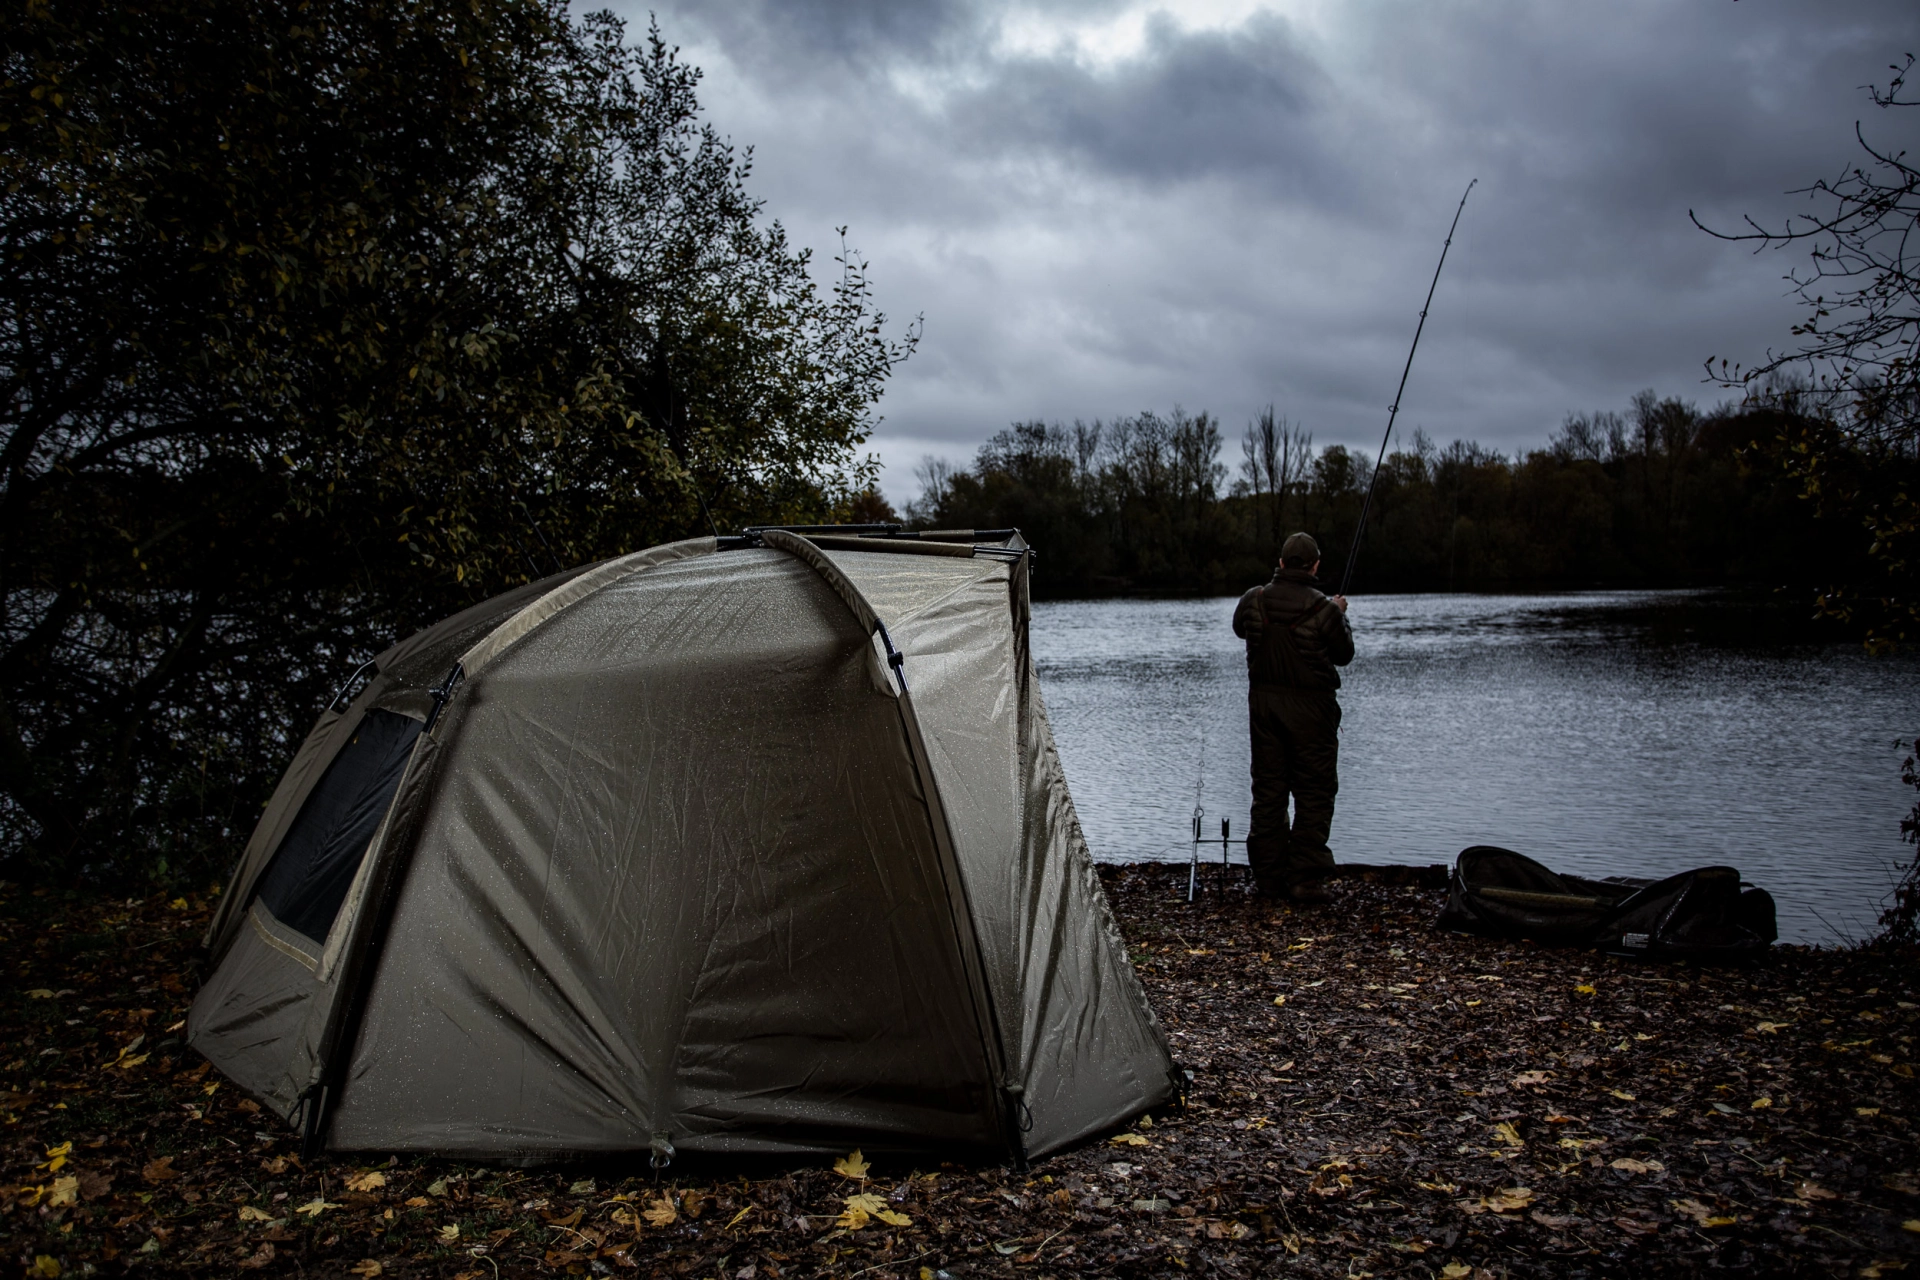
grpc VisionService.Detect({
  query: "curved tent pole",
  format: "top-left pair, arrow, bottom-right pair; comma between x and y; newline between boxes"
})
198,549 -> 669,964
760,530 -> 1029,1166
292,538 -> 721,1157
284,532 -> 1027,1161
200,668 -> 392,960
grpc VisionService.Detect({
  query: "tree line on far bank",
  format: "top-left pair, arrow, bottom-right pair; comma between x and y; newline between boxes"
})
905,391 -> 1902,602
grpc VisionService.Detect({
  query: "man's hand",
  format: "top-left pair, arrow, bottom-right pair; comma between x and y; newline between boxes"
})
1332,594 -> 1348,613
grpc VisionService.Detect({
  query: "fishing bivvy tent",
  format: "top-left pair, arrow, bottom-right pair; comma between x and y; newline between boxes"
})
190,528 -> 1178,1165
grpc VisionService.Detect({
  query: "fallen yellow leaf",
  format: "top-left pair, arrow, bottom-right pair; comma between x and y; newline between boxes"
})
47,1176 -> 78,1208
1858,1107 -> 1881,1117
1416,1180 -> 1457,1193
838,1192 -> 889,1230
237,1206 -> 272,1222
1492,1121 -> 1524,1147
726,1205 -> 752,1228
1442,1265 -> 1472,1279
25,989 -> 54,999
642,1198 -> 677,1228
833,1149 -> 870,1180
437,1224 -> 459,1242
1272,995 -> 1286,1006
1903,1220 -> 1920,1234
1575,984 -> 1596,995
1459,1187 -> 1535,1215
1670,1197 -> 1735,1228
295,1198 -> 341,1217
344,1170 -> 386,1192
875,1208 -> 911,1227
1751,1097 -> 1772,1110
349,1262 -> 383,1278
1111,1132 -> 1150,1147
1610,1158 -> 1664,1174
1608,1090 -> 1635,1101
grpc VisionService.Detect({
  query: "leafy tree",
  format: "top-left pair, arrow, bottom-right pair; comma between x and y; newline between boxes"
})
0,0 -> 916,882
1698,54 -> 1920,652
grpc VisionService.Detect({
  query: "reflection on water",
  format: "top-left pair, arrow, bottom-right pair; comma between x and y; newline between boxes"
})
1033,590 -> 1920,945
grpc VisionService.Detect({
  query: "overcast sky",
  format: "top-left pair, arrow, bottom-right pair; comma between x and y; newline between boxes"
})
606,0 -> 1920,507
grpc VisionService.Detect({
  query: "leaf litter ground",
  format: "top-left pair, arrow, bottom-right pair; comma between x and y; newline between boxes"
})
2,865 -> 1916,1278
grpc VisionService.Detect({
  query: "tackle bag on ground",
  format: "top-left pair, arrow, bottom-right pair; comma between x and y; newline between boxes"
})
1436,845 -> 1776,962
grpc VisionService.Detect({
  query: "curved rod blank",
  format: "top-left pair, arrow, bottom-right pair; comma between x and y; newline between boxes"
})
1339,178 -> 1477,598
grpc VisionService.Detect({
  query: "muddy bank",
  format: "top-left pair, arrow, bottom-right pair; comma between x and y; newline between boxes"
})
1,866 -> 1914,1277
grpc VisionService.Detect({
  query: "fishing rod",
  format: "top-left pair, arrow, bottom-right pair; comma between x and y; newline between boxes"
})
1338,178 -> 1477,598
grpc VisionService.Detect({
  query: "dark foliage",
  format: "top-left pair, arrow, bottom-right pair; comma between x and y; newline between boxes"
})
2,870 -> 1915,1277
1699,54 -> 1920,653
910,393 -> 1881,601
0,0 -> 915,885
1878,739 -> 1920,949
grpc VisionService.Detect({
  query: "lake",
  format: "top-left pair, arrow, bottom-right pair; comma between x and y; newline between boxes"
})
1031,590 -> 1919,946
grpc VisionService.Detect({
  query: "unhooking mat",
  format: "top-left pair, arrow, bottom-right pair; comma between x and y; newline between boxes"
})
1435,846 -> 1777,962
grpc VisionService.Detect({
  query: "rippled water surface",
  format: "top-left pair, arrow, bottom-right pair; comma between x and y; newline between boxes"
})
1032,591 -> 1919,945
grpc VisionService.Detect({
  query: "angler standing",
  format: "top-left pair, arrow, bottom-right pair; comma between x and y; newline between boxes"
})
1231,532 -> 1353,905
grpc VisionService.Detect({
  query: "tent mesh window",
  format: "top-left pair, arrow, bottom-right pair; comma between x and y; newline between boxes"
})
252,708 -> 423,944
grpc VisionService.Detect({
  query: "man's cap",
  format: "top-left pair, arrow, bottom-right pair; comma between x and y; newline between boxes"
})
1280,532 -> 1320,564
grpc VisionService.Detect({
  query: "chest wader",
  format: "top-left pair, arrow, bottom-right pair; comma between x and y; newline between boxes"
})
1246,594 -> 1341,896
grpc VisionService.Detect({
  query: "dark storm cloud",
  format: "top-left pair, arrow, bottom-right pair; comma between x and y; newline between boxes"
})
652,0 -> 976,76
612,0 -> 1920,504
953,14 -> 1342,194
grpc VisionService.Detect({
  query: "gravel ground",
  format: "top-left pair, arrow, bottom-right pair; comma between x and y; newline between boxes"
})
2,865 -> 1915,1278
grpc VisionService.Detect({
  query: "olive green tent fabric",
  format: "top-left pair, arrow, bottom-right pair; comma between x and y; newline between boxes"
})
200,561 -> 604,963
829,549 -> 1173,1158
326,551 -> 1001,1156
188,533 -> 1176,1162
191,565 -> 600,1115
